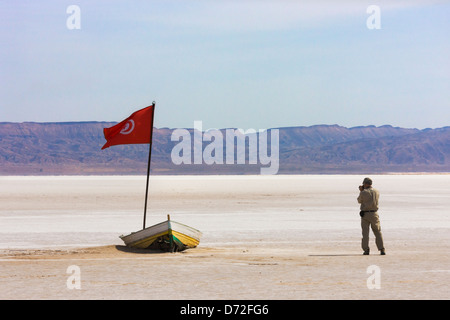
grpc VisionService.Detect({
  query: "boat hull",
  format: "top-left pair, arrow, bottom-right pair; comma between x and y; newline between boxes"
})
120,219 -> 202,252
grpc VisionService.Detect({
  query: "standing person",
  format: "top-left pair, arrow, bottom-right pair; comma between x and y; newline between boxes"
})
358,177 -> 386,255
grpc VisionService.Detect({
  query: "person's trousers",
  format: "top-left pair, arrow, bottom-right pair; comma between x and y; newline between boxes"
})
361,211 -> 385,252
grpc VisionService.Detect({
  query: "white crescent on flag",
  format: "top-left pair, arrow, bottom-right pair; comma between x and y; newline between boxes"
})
120,119 -> 135,135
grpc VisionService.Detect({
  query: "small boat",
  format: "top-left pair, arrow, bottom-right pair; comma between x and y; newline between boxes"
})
120,215 -> 202,252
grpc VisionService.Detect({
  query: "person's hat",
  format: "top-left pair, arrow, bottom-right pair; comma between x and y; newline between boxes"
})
363,177 -> 373,185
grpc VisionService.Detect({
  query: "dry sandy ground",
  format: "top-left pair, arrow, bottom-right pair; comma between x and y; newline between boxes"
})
1,236 -> 449,300
0,175 -> 449,300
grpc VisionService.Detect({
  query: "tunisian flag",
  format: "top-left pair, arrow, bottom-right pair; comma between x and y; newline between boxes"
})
101,105 -> 154,150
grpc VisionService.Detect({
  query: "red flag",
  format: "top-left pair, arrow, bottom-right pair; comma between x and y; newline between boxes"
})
101,106 -> 154,150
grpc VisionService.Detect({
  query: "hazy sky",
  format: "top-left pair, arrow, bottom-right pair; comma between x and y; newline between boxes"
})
1,0 -> 449,130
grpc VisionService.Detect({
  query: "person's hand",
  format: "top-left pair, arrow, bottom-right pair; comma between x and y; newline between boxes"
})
359,185 -> 364,191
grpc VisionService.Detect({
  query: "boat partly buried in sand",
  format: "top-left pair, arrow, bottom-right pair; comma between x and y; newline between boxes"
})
120,215 -> 202,252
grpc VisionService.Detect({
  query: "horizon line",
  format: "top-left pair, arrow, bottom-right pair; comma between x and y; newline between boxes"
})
0,121 -> 448,131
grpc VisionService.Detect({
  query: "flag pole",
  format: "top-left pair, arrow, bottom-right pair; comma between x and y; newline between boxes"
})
143,101 -> 156,229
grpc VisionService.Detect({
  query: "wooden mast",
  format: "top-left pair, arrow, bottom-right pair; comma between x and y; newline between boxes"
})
142,101 -> 156,229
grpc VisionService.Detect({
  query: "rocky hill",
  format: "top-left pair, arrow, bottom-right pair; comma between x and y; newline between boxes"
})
0,122 -> 448,175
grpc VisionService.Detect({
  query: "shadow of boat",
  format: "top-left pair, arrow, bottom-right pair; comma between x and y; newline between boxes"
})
114,245 -> 166,254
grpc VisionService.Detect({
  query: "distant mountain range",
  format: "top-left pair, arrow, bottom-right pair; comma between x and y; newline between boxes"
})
0,122 -> 449,175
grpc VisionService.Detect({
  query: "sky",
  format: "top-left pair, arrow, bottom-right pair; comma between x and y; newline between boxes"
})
1,0 -> 449,130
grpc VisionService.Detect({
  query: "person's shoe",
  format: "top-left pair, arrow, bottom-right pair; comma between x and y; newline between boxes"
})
363,250 -> 370,255
380,249 -> 386,255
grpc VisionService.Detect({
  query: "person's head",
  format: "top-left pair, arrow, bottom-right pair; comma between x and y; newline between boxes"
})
363,177 -> 373,188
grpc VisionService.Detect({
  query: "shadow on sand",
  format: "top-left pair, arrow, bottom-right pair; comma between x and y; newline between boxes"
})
114,245 -> 167,255
308,254 -> 363,257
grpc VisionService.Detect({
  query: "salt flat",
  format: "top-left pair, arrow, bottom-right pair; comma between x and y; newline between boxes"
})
0,174 -> 449,299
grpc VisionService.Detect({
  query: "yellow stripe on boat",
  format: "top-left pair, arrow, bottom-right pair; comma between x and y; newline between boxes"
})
172,230 -> 200,248
128,230 -> 169,248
